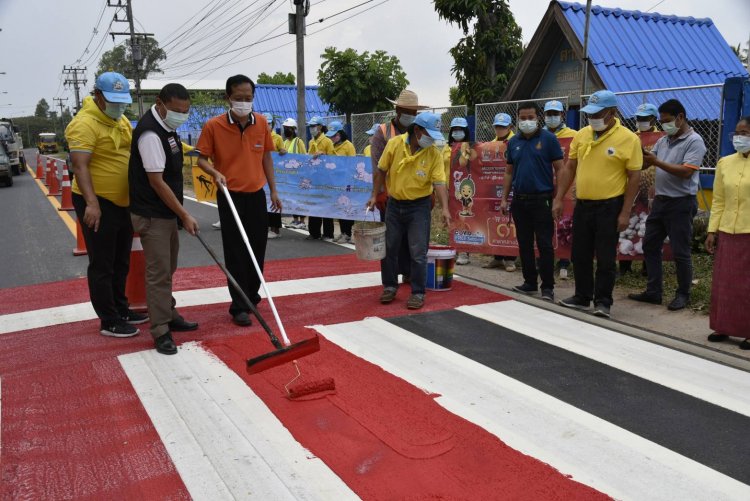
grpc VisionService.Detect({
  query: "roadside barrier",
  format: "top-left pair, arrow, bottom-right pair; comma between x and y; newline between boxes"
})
46,159 -> 60,196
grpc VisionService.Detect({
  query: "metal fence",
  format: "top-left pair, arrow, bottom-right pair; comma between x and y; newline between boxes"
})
474,96 -> 570,142
580,84 -> 724,169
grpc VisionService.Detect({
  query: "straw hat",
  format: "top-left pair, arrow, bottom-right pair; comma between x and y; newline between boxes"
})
387,89 -> 429,110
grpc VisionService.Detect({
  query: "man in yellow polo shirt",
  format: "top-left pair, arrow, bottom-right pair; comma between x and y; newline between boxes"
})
66,71 -> 147,338
552,90 -> 642,318
367,112 -> 451,310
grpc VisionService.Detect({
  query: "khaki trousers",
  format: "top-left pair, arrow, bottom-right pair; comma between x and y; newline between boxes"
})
130,214 -> 182,338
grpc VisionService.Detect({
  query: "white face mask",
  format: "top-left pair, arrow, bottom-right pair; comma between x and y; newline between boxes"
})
518,120 -> 538,135
417,133 -> 434,149
544,116 -> 561,129
399,113 -> 416,127
589,117 -> 608,132
309,126 -> 319,137
163,109 -> 189,130
451,130 -> 465,141
637,121 -> 653,132
733,135 -> 750,154
662,120 -> 679,136
231,100 -> 253,115
104,102 -> 127,120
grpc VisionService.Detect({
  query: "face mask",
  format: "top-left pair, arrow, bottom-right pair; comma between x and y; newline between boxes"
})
399,113 -> 416,127
231,100 -> 253,115
733,135 -> 750,154
417,133 -> 434,149
662,120 -> 679,136
518,120 -> 538,135
283,128 -> 294,138
309,126 -> 319,137
589,115 -> 609,132
545,116 -> 561,129
451,130 -> 465,141
637,121 -> 653,132
104,102 -> 127,120
163,109 -> 189,130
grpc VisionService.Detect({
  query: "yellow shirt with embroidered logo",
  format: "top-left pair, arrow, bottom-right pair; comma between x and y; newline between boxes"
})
308,134 -> 333,155
569,118 -> 642,200
378,134 -> 445,200
708,152 -> 750,234
333,140 -> 355,157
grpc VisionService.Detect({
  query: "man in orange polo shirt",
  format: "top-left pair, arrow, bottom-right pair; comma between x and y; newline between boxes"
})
197,75 -> 282,326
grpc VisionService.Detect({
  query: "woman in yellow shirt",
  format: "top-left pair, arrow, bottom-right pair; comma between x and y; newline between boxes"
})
326,121 -> 356,243
443,117 -> 472,265
705,116 -> 750,350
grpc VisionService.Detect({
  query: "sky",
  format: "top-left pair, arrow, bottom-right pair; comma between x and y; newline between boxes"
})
0,0 -> 748,118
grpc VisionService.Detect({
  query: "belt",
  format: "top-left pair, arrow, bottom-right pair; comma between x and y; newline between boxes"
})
514,192 -> 553,200
576,195 -> 624,206
654,194 -> 694,201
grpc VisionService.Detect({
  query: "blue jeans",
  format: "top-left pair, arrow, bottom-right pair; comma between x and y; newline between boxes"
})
381,196 -> 431,294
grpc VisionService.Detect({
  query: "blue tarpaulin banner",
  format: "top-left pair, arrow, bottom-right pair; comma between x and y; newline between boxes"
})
266,153 -> 380,220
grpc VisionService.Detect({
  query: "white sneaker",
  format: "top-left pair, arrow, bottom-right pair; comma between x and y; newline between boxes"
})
456,252 -> 470,265
267,230 -> 280,239
212,221 -> 221,230
559,268 -> 569,280
341,235 -> 351,244
297,223 -> 307,230
503,259 -> 517,272
322,236 -> 334,242
333,234 -> 346,243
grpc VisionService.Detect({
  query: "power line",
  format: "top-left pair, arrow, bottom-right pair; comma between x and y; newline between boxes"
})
74,1 -> 109,64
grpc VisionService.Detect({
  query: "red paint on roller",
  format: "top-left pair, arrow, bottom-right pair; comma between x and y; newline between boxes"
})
286,377 -> 337,399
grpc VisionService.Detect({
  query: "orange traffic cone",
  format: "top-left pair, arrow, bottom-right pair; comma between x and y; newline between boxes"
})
73,218 -> 87,256
125,233 -> 147,312
44,157 -> 51,186
58,163 -> 74,211
47,159 -> 60,196
35,155 -> 44,179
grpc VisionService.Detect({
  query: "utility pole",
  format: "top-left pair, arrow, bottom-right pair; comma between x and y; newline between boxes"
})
109,0 -> 153,116
62,66 -> 87,113
53,97 -> 68,134
579,0 -> 593,105
290,1 -> 308,135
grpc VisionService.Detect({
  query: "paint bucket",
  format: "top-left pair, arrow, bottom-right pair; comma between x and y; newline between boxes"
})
426,245 -> 456,291
353,221 -> 386,261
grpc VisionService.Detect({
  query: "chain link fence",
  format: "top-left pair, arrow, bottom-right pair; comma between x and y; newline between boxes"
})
474,97 -> 570,142
580,84 -> 723,169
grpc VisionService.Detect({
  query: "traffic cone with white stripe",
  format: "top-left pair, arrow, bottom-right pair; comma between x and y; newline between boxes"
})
125,233 -> 147,312
58,162 -> 74,211
73,218 -> 87,256
47,159 -> 60,196
36,155 -> 44,180
44,157 -> 51,186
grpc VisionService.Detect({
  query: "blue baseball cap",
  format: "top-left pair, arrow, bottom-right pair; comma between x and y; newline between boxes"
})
635,103 -> 658,118
450,117 -> 468,128
414,112 -> 444,140
581,90 -> 618,114
307,116 -> 325,126
544,100 -> 565,113
325,120 -> 344,136
365,124 -> 378,135
493,113 -> 512,127
95,72 -> 132,104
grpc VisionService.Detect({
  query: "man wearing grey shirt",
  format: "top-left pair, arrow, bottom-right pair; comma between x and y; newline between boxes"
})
628,99 -> 706,311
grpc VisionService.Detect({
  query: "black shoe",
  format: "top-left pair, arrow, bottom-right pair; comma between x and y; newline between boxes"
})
232,312 -> 252,326
512,282 -> 538,295
592,303 -> 611,318
740,339 -> 750,350
627,291 -> 662,305
100,322 -> 140,338
707,333 -> 728,342
558,295 -> 590,310
122,309 -> 149,325
667,295 -> 689,311
305,235 -> 320,240
155,332 -> 178,355
541,289 -> 554,302
168,318 -> 199,332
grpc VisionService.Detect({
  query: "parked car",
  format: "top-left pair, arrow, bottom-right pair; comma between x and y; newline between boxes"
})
0,147 -> 13,187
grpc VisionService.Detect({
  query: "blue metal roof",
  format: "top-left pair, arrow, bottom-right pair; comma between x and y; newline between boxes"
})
252,84 -> 334,122
558,1 -> 748,119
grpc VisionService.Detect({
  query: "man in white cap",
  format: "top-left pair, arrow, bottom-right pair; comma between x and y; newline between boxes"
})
552,90 -> 642,318
66,71 -> 148,338
367,112 -> 451,310
305,116 -> 335,240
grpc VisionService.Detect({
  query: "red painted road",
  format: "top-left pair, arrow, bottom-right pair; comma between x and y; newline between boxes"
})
1,255 -> 607,500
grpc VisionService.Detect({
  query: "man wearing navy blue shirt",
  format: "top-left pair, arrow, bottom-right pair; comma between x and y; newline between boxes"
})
500,102 -> 565,301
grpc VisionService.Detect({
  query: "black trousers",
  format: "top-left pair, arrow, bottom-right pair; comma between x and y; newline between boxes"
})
511,196 -> 555,290
643,195 -> 697,297
339,219 -> 354,236
218,189 -> 268,315
73,193 -> 133,324
308,217 -> 334,239
571,196 -> 624,307
268,212 -> 282,229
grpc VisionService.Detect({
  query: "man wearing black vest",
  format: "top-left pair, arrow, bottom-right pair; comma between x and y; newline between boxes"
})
129,83 -> 199,355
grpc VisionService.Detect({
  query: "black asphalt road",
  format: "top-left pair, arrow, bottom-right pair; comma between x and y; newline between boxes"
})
0,149 -> 353,289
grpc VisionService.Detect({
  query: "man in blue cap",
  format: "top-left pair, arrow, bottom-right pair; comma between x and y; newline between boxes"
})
635,103 -> 659,133
66,71 -> 148,337
363,124 -> 378,157
366,112 -> 451,310
552,90 -> 643,318
486,112 -> 518,272
543,100 -> 577,139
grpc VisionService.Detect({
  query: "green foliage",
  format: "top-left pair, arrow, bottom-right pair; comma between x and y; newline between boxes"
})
35,98 -> 50,118
185,91 -> 226,132
317,47 -> 408,118
13,116 -> 57,145
257,71 -> 295,85
96,38 -> 166,79
434,0 -> 524,107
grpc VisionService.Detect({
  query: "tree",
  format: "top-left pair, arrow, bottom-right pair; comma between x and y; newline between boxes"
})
96,38 -> 166,79
317,47 -> 408,121
35,98 -> 50,118
434,0 -> 523,108
731,42 -> 749,69
257,71 -> 295,85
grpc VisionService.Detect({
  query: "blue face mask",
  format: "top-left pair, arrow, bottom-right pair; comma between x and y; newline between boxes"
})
104,102 -> 128,120
417,133 -> 434,149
